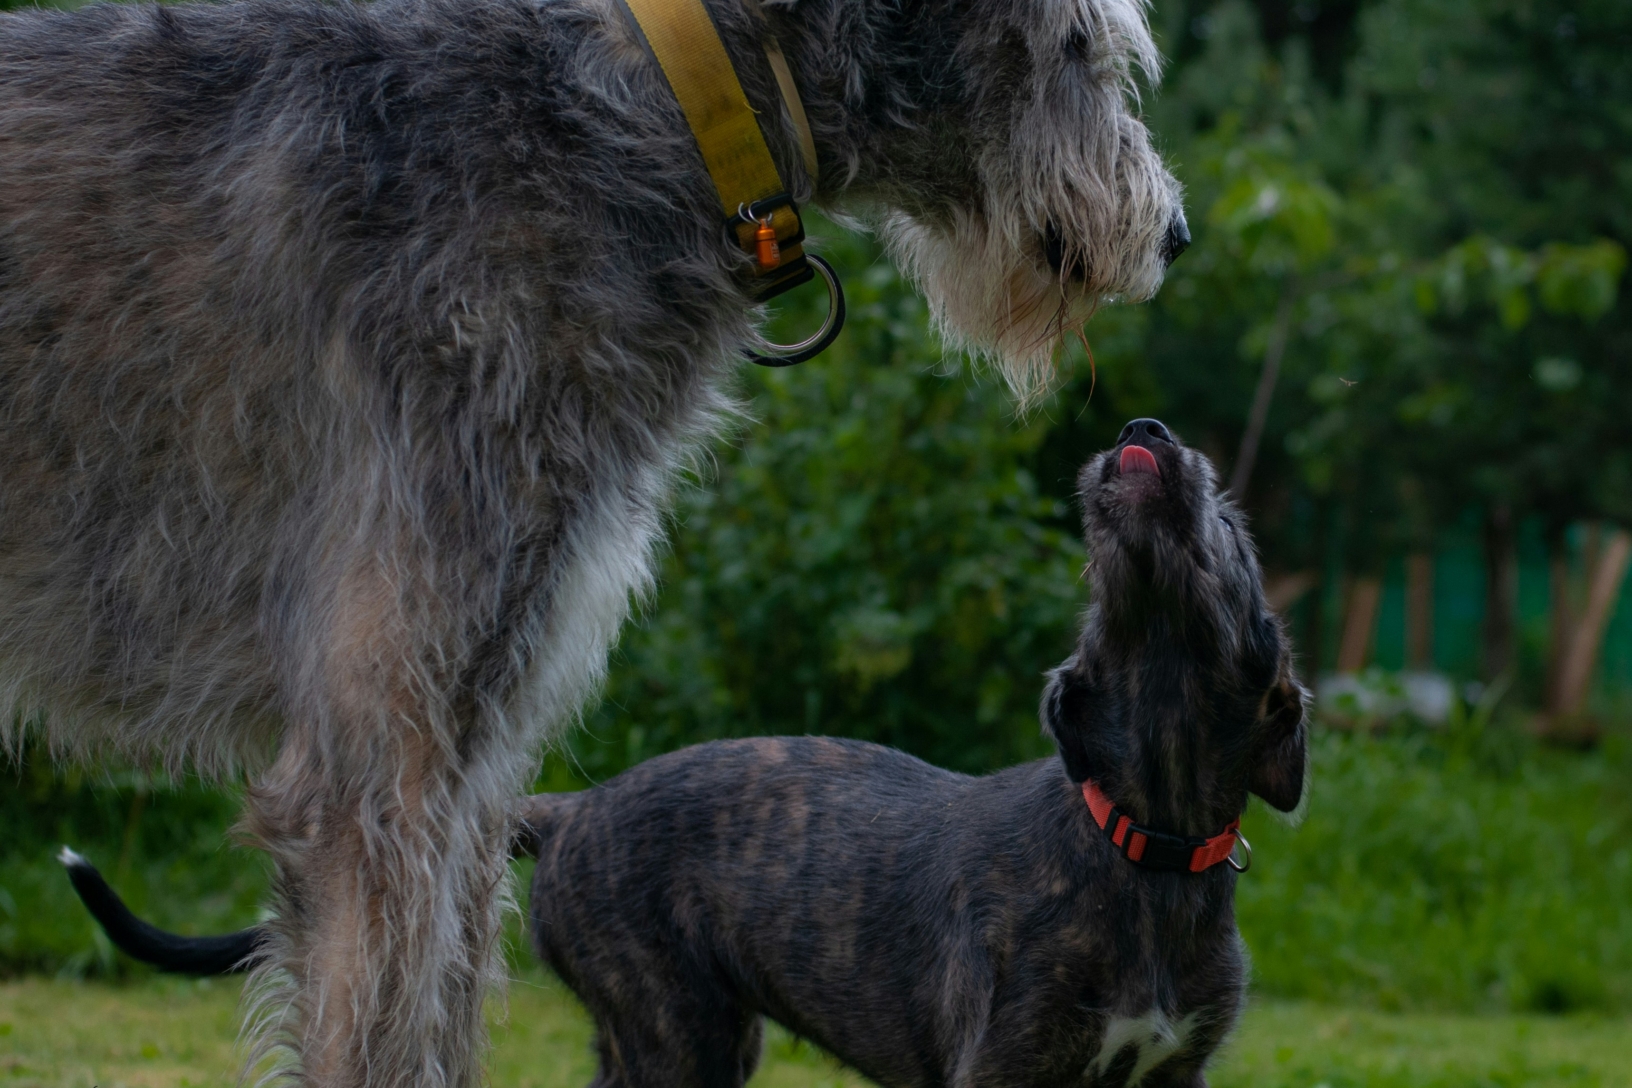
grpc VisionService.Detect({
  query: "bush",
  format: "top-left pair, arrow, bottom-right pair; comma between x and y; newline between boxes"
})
558,223 -> 1085,780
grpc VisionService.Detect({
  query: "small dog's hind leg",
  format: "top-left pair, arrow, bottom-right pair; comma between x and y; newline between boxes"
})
582,995 -> 762,1088
731,1014 -> 765,1086
586,1030 -> 629,1088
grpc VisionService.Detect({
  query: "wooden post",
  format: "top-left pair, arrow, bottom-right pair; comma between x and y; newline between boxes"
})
1264,571 -> 1318,614
1227,281 -> 1297,502
1336,575 -> 1383,674
1405,553 -> 1434,671
1552,527 -> 1632,721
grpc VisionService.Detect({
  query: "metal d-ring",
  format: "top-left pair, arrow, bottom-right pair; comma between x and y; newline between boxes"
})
746,254 -> 846,368
1227,831 -> 1253,873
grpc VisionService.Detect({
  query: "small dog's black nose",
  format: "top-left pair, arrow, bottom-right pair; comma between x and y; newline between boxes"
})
1162,213 -> 1191,267
1117,418 -> 1175,447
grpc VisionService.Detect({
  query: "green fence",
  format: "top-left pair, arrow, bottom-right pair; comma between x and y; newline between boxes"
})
1293,513 -> 1631,713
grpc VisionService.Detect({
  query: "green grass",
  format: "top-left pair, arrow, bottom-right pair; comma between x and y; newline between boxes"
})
2,975 -> 1629,1088
1236,724 -> 1632,1013
1213,1003 -> 1632,1088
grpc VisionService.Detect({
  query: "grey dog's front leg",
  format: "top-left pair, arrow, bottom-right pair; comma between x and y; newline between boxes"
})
245,720 -> 515,1088
239,542 -> 529,1088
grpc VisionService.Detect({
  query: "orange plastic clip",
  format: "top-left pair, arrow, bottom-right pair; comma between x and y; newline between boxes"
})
754,217 -> 780,271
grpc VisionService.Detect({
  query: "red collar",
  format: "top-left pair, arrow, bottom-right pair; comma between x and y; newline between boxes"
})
1082,780 -> 1247,873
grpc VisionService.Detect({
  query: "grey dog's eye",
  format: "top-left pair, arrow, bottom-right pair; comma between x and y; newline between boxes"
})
1219,517 -> 1233,532
1065,28 -> 1091,62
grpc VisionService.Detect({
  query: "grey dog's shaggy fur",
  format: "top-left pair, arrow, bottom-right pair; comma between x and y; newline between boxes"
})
0,0 -> 1184,1082
522,425 -> 1307,1088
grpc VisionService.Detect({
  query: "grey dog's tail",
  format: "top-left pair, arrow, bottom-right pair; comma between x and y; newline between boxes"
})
58,797 -> 572,976
57,847 -> 267,975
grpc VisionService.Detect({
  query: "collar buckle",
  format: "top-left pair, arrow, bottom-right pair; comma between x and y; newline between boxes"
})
1081,780 -> 1246,874
613,0 -> 845,355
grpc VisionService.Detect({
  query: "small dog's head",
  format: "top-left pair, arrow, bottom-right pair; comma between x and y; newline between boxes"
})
1042,419 -> 1307,833
776,0 -> 1186,401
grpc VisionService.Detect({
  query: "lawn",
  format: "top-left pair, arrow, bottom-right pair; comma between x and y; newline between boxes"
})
1,974 -> 1628,1088
5,722 -> 1631,1086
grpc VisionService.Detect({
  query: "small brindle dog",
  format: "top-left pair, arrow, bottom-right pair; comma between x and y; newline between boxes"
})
521,418 -> 1310,1088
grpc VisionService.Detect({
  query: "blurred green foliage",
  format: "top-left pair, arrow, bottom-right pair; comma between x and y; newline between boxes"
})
563,232 -> 1083,779
1117,0 -> 1632,565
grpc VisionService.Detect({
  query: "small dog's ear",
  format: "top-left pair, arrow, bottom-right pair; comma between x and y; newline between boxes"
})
1248,675 -> 1308,812
1041,662 -> 1100,783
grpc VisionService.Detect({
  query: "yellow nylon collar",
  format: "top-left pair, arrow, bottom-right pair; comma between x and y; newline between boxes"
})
615,0 -> 818,299
762,36 -> 818,184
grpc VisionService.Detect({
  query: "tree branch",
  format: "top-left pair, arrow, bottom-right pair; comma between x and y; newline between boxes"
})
1228,278 -> 1298,500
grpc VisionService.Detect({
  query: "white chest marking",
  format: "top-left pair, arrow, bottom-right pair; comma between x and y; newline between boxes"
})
1086,1009 -> 1200,1087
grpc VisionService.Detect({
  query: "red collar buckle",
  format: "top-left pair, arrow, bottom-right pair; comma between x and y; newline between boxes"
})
1081,780 -> 1248,873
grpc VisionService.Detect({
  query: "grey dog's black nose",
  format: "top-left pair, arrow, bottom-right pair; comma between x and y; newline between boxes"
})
1117,418 -> 1175,447
1162,213 -> 1191,267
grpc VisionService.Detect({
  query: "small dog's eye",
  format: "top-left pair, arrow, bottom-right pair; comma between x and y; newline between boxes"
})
1219,517 -> 1233,532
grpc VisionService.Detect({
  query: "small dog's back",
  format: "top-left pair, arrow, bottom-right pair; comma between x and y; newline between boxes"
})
527,736 -> 1017,1086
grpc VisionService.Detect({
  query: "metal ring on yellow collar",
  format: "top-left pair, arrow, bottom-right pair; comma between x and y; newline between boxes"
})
745,254 -> 846,368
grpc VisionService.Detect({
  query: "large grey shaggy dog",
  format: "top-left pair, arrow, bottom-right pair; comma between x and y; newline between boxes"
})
0,0 -> 1186,1081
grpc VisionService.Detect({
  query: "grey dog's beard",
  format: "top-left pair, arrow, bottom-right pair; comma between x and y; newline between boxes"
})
879,210 -> 1088,405
877,183 -> 1180,407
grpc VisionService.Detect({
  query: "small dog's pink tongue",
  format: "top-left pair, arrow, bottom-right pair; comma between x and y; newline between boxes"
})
1120,445 -> 1161,477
